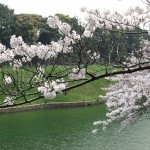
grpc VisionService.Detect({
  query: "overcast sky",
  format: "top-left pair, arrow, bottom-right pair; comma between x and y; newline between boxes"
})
0,0 -> 146,17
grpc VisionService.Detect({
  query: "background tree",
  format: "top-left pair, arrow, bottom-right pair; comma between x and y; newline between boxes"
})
91,27 -> 146,63
12,14 -> 45,44
0,3 -> 15,47
37,17 -> 60,45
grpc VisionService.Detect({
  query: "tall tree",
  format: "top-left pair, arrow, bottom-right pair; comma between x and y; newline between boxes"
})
12,14 -> 45,44
0,3 -> 15,47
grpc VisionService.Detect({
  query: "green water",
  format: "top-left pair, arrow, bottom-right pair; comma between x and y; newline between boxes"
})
0,105 -> 150,150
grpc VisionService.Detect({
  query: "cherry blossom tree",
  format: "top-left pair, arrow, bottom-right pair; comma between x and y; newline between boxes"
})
0,0 -> 150,132
92,0 -> 150,132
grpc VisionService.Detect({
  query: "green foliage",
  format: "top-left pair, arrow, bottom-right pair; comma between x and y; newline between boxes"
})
125,28 -> 147,53
12,14 -> 45,44
37,22 -> 60,44
0,3 -> 15,47
88,27 -> 146,63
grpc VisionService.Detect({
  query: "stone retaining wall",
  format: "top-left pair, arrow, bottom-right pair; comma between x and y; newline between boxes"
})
0,100 -> 103,114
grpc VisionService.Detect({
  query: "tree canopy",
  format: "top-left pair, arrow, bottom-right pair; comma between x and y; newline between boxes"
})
0,3 -> 15,47
12,14 -> 45,44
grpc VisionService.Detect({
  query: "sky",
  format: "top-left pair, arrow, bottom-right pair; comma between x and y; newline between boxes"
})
0,0 -> 146,17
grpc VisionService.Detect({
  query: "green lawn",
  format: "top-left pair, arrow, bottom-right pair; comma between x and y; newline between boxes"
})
30,78 -> 110,104
0,65 -> 112,105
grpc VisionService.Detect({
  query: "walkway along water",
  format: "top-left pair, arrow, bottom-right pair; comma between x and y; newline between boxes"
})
0,100 -> 103,114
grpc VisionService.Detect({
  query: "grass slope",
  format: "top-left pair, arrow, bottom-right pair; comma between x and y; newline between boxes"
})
0,65 -> 111,105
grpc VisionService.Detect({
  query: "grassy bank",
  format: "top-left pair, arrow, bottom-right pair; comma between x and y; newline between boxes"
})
0,65 -> 112,105
30,78 -> 110,105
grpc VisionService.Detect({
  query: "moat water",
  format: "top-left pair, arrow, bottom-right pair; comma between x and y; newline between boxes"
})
0,105 -> 149,150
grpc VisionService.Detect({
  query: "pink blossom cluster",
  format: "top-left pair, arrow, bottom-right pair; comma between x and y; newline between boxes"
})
68,68 -> 86,80
94,70 -> 150,132
38,79 -> 67,99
